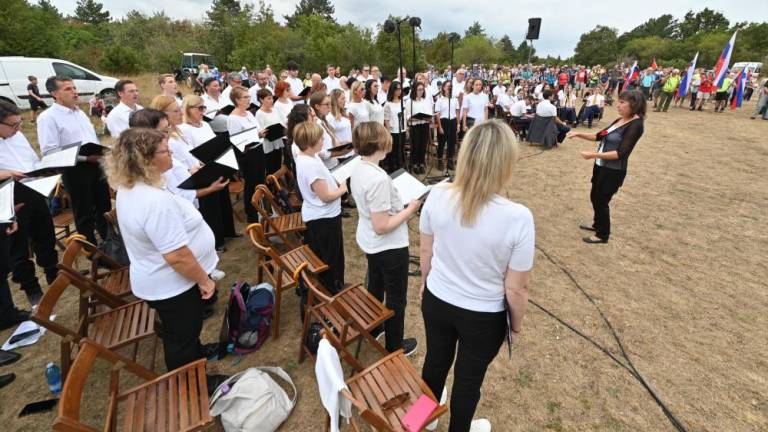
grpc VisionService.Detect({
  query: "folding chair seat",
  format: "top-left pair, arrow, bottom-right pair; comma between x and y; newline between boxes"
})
251,184 -> 305,247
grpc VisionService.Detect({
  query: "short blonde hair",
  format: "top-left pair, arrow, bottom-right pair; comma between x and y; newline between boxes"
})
182,95 -> 204,124
293,121 -> 324,151
149,95 -> 176,112
353,122 -> 391,156
451,119 -> 519,226
104,128 -> 166,189
350,81 -> 364,99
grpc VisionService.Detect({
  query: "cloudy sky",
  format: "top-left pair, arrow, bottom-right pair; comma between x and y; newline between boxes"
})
47,0 -> 767,58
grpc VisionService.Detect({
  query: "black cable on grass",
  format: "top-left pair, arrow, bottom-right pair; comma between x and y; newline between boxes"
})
533,245 -> 688,432
519,149 -> 546,160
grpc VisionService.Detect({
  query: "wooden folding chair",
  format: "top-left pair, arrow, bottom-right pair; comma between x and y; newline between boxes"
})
59,235 -> 132,303
52,182 -> 76,251
228,173 -> 245,223
251,184 -> 306,247
54,339 -> 212,432
246,222 -> 328,339
296,263 -> 392,373
266,165 -> 302,211
31,272 -> 157,383
317,337 -> 448,432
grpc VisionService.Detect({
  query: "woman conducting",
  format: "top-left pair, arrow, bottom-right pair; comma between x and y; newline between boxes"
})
350,122 -> 421,356
292,121 -> 347,294
419,120 -> 534,432
566,90 -> 645,244
105,127 -> 226,393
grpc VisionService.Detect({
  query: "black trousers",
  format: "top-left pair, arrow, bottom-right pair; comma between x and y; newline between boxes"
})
689,91 -> 698,108
304,215 -> 345,294
0,230 -> 15,314
555,122 -> 570,143
10,183 -> 58,292
264,148 -> 283,176
409,123 -> 430,166
590,165 -> 626,240
366,247 -> 409,352
239,146 -> 266,223
421,288 -> 506,432
384,132 -> 405,173
147,285 -> 204,371
198,188 -> 236,248
61,163 -> 111,245
437,118 -> 457,163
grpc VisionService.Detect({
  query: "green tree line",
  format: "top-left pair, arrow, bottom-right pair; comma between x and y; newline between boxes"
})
1,0 -> 766,76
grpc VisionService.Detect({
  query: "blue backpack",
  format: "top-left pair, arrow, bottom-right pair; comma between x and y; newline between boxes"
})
224,281 -> 275,354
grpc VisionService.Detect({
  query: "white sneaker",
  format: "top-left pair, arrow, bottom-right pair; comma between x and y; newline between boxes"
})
425,386 -> 448,431
469,419 -> 492,432
210,269 -> 226,281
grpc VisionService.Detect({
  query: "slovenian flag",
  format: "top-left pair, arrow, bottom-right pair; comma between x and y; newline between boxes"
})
713,31 -> 737,88
622,61 -> 639,92
730,69 -> 747,110
650,59 -> 658,70
678,52 -> 699,99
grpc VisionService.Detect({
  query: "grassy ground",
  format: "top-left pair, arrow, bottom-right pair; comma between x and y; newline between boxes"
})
1,73 -> 767,431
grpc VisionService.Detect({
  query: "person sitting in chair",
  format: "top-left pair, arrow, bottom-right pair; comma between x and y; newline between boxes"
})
535,89 -> 570,143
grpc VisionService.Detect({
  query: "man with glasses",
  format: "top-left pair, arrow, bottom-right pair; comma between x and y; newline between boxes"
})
38,75 -> 111,247
220,73 -> 242,105
0,100 -> 59,308
106,79 -> 142,138
247,71 -> 273,107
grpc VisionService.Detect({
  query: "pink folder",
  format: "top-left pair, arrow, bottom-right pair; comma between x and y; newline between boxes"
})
401,395 -> 438,432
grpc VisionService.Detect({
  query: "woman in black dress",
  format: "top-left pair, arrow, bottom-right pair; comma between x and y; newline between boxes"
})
566,90 -> 645,244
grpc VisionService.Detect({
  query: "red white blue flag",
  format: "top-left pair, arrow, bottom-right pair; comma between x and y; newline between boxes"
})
678,52 -> 698,99
622,61 -> 639,92
713,31 -> 737,88
730,69 -> 747,110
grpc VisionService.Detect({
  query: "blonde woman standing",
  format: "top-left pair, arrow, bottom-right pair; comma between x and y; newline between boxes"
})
419,120 -> 534,432
347,81 -> 369,129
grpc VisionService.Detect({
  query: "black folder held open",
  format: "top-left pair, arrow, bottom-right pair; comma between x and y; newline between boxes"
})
178,147 -> 240,190
190,136 -> 233,164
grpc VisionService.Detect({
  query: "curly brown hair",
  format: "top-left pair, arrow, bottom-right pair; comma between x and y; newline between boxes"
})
104,128 -> 166,189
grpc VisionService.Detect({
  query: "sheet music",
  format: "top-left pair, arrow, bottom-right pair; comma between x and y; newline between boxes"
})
203,109 -> 218,120
36,144 -> 80,170
0,180 -> 15,223
391,170 -> 429,203
20,175 -> 61,197
216,148 -> 239,171
330,155 -> 361,183
194,128 -> 217,146
230,126 -> 262,150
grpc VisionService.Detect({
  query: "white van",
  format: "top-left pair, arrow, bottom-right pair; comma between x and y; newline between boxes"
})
732,62 -> 762,75
0,57 -> 119,109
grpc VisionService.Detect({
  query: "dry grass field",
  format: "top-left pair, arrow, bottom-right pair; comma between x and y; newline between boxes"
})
1,73 -> 766,431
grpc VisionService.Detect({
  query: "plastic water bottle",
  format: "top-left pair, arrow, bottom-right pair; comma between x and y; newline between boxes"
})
45,362 -> 62,395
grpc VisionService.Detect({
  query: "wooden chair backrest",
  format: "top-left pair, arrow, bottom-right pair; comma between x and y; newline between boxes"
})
53,340 -> 102,432
245,222 -> 291,272
31,272 -> 82,341
296,264 -> 334,305
250,184 -> 285,219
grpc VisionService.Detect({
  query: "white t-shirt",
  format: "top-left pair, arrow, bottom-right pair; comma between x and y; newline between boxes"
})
287,77 -> 305,97
462,92 -> 489,121
383,101 -> 406,133
117,181 -> 218,301
535,99 -> 557,117
275,99 -> 294,119
177,122 -> 216,147
406,98 -> 434,125
163,159 -> 198,208
323,76 -> 341,91
510,100 -> 527,117
294,153 -> 341,221
106,102 -> 142,138
168,135 -> 200,170
350,160 -> 409,254
347,101 -> 369,125
255,108 -> 286,154
327,114 -> 352,143
201,93 -> 229,133
366,100 -> 385,125
317,118 -> 338,170
434,96 -> 460,120
419,185 -> 535,313
227,111 -> 260,136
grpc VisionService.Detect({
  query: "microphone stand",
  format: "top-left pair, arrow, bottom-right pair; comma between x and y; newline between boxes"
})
425,33 -> 458,183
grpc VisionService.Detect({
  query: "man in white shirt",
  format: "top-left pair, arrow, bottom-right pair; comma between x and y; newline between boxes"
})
378,76 -> 390,103
492,83 -> 506,100
357,65 -> 371,83
200,78 -> 229,133
248,71 -> 273,107
578,88 -> 605,128
220,73 -> 242,105
37,76 -> 111,246
452,68 -> 467,99
286,61 -> 306,102
159,73 -> 183,107
535,89 -> 570,142
0,101 -> 59,306
105,79 -> 142,138
371,65 -> 382,84
323,64 -> 341,91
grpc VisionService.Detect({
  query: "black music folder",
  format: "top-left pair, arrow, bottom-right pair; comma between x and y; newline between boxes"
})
264,123 -> 286,141
411,112 -> 434,121
0,179 -> 15,224
328,142 -> 353,153
178,148 -> 239,190
24,142 -> 80,177
190,136 -> 232,164
78,142 -> 110,157
298,87 -> 311,97
229,126 -> 263,153
17,174 -> 61,198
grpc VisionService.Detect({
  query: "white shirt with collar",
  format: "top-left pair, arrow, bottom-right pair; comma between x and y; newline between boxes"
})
0,132 -> 39,173
220,85 -> 236,106
323,76 -> 341,91
535,99 -> 557,117
106,101 -> 143,138
248,83 -> 273,107
287,77 -> 305,97
201,93 -> 229,133
510,99 -> 527,117
37,103 -> 99,154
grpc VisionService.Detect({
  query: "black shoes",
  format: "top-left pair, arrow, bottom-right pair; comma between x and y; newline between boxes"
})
578,224 -> 596,232
0,308 -> 31,331
401,338 -> 418,357
0,350 -> 22,366
0,373 -> 15,390
202,342 -> 222,361
25,288 -> 43,307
